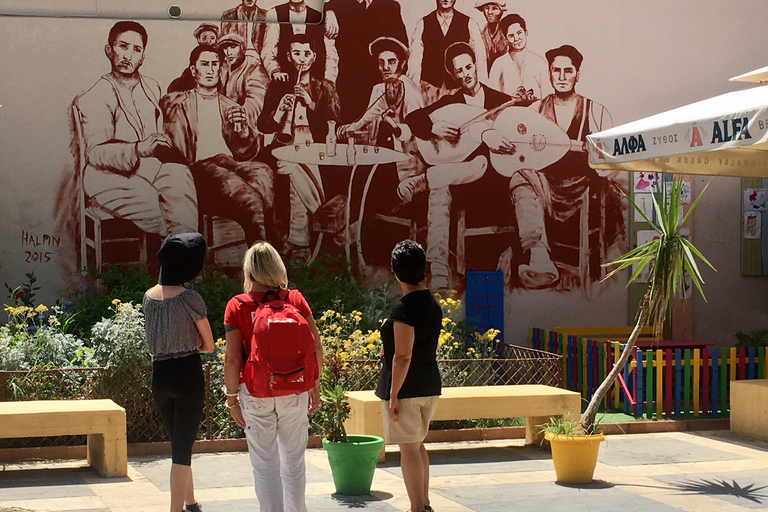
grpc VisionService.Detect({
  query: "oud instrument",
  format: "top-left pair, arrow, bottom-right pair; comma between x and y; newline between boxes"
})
416,103 -> 578,174
275,64 -> 305,145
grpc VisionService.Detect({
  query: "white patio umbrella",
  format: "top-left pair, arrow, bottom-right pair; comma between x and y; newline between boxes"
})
586,69 -> 768,178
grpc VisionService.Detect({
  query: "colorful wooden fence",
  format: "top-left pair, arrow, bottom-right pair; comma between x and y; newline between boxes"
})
529,327 -> 767,419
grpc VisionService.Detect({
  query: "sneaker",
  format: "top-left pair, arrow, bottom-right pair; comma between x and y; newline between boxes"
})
185,503 -> 203,512
397,174 -> 428,203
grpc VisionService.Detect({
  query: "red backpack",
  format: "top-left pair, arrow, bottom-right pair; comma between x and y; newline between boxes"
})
234,289 -> 318,397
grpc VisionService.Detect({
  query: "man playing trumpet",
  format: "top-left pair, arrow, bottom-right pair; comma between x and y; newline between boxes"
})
258,34 -> 341,259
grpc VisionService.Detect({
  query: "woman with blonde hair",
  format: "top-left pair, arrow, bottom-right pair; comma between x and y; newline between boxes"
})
222,241 -> 322,512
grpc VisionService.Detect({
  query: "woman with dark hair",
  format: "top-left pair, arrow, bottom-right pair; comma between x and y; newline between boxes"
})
375,240 -> 443,512
143,232 -> 215,512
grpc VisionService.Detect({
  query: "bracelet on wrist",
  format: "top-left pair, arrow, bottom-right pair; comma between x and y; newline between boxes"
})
222,385 -> 239,397
227,401 -> 240,409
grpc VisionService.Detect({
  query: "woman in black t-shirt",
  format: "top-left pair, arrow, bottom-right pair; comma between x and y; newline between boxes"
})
375,240 -> 442,512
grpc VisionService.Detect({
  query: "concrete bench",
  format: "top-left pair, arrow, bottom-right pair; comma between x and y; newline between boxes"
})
344,385 -> 581,461
0,399 -> 127,477
731,380 -> 768,442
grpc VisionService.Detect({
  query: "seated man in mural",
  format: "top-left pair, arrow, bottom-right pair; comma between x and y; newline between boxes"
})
74,21 -> 198,239
218,33 -> 269,130
488,13 -> 549,105
405,42 -> 516,291
257,34 -> 340,260
336,36 -> 426,266
161,44 -> 274,245
167,23 -> 221,93
509,44 -> 624,290
408,0 -> 488,105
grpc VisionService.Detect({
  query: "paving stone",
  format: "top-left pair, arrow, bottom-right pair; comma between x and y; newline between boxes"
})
0,468 -> 94,501
597,436 -> 744,466
437,481 -> 686,512
654,469 -> 768,509
382,446 -> 552,477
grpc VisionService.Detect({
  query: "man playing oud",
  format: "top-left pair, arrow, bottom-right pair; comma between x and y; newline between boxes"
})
405,42 -> 515,291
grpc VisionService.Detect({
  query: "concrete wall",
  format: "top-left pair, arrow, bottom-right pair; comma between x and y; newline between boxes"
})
1,0 -> 767,347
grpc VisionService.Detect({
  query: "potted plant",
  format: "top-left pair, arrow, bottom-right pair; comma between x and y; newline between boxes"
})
544,177 -> 714,483
318,310 -> 384,496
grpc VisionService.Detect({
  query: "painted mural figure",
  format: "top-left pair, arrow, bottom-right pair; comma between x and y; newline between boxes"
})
509,44 -> 623,290
218,33 -> 270,129
405,42 -> 516,291
337,36 -> 424,197
167,23 -> 221,94
323,0 -> 408,124
488,14 -> 549,106
336,36 -> 426,267
220,0 -> 268,56
160,45 -> 274,245
408,0 -> 488,106
73,21 -> 199,237
258,34 -> 341,259
262,0 -> 330,83
476,0 -> 508,73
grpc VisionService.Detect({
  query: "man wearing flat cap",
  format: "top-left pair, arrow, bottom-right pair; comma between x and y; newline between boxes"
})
168,23 -> 223,94
195,23 -> 220,45
338,36 -> 428,266
476,0 -> 507,72
219,32 -> 269,130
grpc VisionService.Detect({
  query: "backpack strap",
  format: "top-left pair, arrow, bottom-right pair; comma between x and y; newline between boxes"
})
235,289 -> 292,306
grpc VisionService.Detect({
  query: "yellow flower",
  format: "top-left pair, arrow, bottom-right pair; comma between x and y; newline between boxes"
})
215,338 -> 226,346
35,304 -> 48,312
111,298 -> 121,305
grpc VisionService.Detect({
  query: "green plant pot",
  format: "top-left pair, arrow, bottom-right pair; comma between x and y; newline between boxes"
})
322,435 -> 384,495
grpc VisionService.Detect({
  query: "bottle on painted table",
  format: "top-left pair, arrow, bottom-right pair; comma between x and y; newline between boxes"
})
346,135 -> 357,165
326,120 -> 337,157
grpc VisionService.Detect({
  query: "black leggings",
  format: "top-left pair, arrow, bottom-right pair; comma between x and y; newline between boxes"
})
152,353 -> 205,466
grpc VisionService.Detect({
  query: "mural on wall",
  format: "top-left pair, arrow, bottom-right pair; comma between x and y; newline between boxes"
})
57,0 -> 627,294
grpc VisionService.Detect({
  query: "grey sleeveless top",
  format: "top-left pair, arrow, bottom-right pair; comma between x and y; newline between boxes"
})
143,289 -> 207,361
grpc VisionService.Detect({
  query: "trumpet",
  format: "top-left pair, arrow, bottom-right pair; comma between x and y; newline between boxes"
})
275,63 -> 305,146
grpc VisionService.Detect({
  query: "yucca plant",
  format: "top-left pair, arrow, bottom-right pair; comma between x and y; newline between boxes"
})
579,177 -> 715,431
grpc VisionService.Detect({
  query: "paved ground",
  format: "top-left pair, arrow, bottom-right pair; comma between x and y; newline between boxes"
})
3,431 -> 768,511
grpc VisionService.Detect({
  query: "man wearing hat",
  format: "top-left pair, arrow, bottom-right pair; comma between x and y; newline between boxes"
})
168,23 -> 222,93
218,32 -> 269,130
476,0 -> 507,72
338,37 -> 422,156
337,36 -> 426,266
194,23 -> 220,45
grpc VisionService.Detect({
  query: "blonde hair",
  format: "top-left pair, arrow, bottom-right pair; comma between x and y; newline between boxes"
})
242,241 -> 288,291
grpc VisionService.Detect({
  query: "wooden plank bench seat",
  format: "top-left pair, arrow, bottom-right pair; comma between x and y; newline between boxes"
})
345,385 -> 581,461
0,399 -> 127,477
552,326 -> 658,342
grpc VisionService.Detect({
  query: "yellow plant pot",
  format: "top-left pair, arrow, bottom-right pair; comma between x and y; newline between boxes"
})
545,431 -> 605,484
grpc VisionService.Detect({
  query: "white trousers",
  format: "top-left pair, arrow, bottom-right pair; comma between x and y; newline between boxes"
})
239,390 -> 309,512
